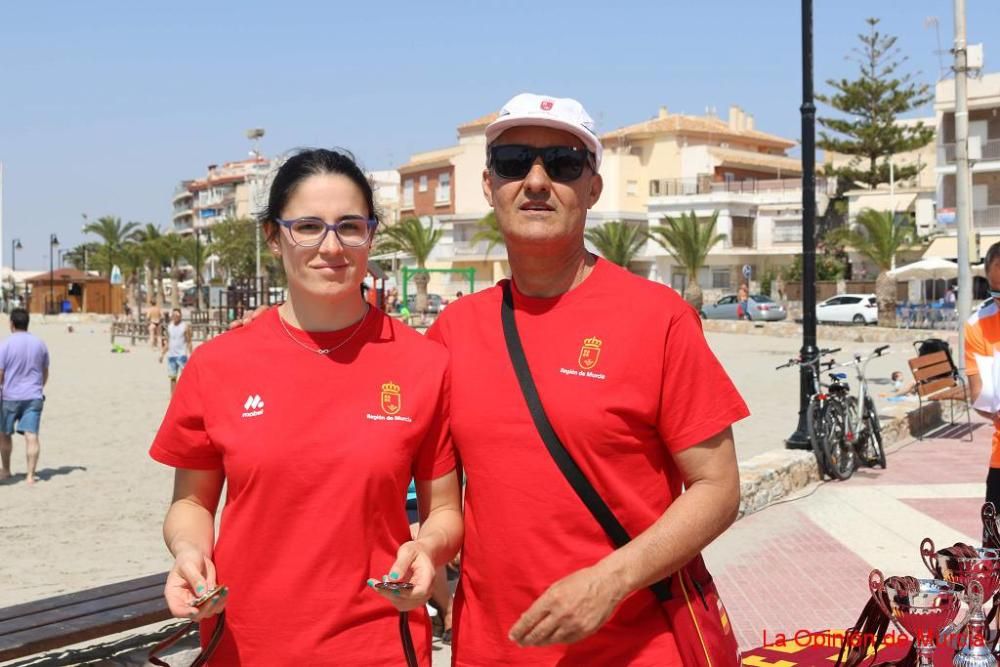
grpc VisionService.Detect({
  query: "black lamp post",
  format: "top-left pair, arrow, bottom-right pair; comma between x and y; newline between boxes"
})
786,0 -> 819,449
49,234 -> 59,315
195,227 -> 202,311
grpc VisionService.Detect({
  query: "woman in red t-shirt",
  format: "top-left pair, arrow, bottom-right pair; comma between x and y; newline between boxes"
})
150,149 -> 463,665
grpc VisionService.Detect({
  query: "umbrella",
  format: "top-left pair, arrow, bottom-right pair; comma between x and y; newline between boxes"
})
888,258 -> 958,303
888,257 -> 959,280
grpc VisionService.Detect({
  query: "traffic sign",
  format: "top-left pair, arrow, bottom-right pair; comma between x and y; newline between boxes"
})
742,264 -> 752,280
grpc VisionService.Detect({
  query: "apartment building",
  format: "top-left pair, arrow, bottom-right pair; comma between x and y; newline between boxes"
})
171,158 -> 271,236
395,112 -> 502,295
923,72 -> 1000,262
591,105 -> 812,291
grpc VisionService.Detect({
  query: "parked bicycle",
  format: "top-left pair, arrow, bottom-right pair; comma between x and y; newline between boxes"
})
776,348 -> 841,478
821,345 -> 890,480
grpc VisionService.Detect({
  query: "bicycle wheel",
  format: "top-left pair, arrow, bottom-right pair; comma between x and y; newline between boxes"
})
806,398 -> 829,478
821,399 -> 856,480
859,395 -> 886,468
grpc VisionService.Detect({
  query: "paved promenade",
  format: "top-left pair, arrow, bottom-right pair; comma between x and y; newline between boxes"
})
706,411 -> 991,655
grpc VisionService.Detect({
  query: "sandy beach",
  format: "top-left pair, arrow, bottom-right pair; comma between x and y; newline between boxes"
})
0,318 -> 175,608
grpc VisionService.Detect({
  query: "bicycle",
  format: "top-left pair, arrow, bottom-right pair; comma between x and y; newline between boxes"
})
821,345 -> 891,480
777,348 -> 841,479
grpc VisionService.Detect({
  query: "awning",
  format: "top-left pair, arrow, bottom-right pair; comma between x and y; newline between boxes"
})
923,235 -> 1000,259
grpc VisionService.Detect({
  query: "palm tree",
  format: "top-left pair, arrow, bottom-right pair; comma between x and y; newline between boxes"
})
118,241 -> 147,316
584,221 -> 646,270
160,234 -> 197,309
471,211 -> 505,259
82,216 -> 140,277
843,209 -> 916,327
377,217 -> 442,313
646,210 -> 726,311
133,224 -> 164,306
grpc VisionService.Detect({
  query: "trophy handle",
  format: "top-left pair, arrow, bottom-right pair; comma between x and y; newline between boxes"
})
919,537 -> 940,577
983,502 -> 1000,548
868,569 -> 907,637
941,581 -> 982,641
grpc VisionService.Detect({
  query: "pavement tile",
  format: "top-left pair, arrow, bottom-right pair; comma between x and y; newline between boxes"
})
706,414 -> 996,653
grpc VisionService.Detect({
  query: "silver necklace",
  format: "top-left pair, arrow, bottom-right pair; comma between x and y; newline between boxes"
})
278,304 -> 371,355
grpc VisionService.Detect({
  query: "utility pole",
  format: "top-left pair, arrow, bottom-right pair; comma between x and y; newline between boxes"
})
954,0 -> 972,367
786,0 -> 818,450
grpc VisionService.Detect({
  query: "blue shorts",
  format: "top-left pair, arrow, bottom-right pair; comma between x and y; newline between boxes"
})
167,355 -> 188,379
2,398 -> 44,435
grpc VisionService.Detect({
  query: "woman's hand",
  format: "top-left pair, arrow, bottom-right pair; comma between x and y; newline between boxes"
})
165,548 -> 227,620
367,541 -> 436,612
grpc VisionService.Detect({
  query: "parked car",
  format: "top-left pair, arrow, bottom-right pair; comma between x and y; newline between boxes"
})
405,293 -> 444,314
701,294 -> 787,321
816,293 -> 878,325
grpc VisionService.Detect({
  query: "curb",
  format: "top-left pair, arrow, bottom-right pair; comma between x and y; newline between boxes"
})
703,319 -> 958,347
737,401 -> 947,519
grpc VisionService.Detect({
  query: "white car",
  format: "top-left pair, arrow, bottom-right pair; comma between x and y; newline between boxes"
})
816,293 -> 878,325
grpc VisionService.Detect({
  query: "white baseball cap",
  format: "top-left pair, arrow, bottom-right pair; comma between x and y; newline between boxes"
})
485,93 -> 602,170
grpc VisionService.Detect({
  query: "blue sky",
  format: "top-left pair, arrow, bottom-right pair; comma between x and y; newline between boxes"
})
0,0 -> 996,270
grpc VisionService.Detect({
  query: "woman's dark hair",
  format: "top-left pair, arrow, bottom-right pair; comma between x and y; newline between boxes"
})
258,148 -> 381,242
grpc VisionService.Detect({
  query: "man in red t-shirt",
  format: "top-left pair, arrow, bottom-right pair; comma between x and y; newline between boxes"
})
428,94 -> 748,666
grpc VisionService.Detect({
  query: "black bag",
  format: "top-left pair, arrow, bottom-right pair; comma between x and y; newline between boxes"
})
914,338 -> 957,379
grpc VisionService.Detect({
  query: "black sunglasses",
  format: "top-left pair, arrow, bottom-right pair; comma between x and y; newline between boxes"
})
488,145 -> 595,183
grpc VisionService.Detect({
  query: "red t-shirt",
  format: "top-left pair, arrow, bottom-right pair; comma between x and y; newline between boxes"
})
150,307 -> 454,666
427,258 -> 749,666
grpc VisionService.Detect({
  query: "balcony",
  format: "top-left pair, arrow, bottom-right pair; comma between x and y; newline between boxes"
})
452,240 -> 502,256
649,177 -> 834,197
942,139 -> 1000,162
974,206 -> 1000,228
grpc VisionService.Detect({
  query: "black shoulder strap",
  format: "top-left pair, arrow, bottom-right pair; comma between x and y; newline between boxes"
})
500,282 -> 671,602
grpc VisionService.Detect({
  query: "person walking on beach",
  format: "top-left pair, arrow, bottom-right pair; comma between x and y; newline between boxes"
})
150,149 -> 462,666
159,308 -> 192,395
146,301 -> 163,348
0,308 -> 50,485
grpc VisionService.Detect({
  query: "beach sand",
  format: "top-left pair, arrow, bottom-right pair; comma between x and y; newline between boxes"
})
0,320 -> 174,607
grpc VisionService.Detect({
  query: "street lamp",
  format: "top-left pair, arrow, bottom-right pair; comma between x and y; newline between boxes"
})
48,234 -> 59,315
786,0 -> 819,450
11,239 -> 21,308
247,128 -> 266,291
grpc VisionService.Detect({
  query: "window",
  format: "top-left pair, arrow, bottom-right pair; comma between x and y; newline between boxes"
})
670,273 -> 687,292
626,180 -> 638,197
718,295 -> 736,305
649,180 -> 661,196
436,173 -> 451,204
711,269 -> 731,289
419,175 -> 428,192
403,179 -> 414,207
731,217 -> 754,248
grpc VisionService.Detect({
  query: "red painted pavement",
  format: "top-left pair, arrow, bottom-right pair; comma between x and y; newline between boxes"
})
711,416 -> 995,660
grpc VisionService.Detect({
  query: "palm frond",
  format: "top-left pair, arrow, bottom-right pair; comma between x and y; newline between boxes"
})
646,210 -> 726,278
584,221 -> 646,268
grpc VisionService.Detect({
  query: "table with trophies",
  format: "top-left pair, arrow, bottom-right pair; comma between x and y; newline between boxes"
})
747,502 -> 1000,667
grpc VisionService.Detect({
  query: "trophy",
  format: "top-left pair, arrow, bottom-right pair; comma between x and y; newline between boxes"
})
869,569 -> 976,666
921,538 -> 1000,667
983,503 -> 1000,550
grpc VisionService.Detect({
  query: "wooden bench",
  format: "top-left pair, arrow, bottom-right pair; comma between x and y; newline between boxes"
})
0,572 -> 173,663
908,350 -> 972,440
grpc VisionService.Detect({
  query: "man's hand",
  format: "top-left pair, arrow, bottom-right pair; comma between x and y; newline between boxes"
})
228,305 -> 270,331
508,565 -> 625,647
